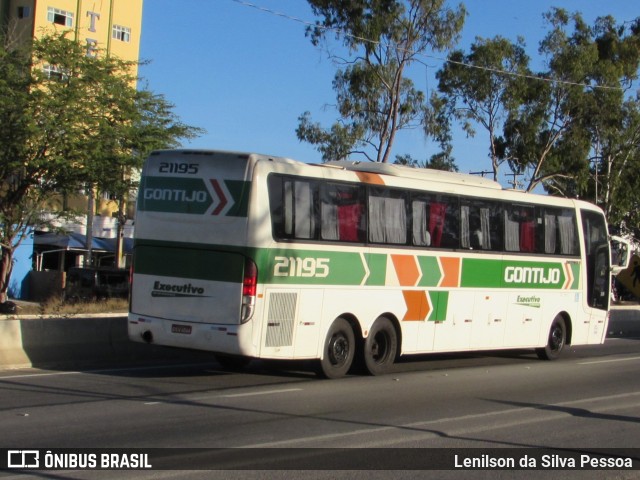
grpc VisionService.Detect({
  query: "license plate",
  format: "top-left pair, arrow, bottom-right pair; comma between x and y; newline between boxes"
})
171,324 -> 192,334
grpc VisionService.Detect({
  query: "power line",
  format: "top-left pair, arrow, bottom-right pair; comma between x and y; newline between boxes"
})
230,0 -> 626,92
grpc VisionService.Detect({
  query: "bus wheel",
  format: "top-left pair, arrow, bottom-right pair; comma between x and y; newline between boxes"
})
318,318 -> 355,379
363,317 -> 397,375
536,316 -> 566,360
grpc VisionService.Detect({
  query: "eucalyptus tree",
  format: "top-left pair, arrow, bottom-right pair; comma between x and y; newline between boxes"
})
436,36 -> 530,181
502,9 -> 640,194
298,0 -> 466,163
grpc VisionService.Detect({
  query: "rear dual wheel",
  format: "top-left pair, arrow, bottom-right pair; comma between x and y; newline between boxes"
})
363,317 -> 398,376
318,318 -> 355,379
318,316 -> 399,379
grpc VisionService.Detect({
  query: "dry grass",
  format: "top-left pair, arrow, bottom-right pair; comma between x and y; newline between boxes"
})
15,296 -> 128,316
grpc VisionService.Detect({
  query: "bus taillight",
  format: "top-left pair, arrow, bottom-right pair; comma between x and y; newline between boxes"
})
241,257 -> 257,323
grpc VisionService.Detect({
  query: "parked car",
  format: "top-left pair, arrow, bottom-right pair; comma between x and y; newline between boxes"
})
64,267 -> 129,302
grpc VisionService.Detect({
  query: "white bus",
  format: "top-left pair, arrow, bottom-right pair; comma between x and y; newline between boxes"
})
128,150 -> 611,378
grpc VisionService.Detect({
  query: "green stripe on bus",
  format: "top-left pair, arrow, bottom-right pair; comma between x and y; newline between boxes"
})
428,291 -> 449,321
263,249 -> 367,286
225,180 -> 250,217
134,240 -> 580,290
138,177 -> 250,217
417,256 -> 444,287
461,258 -> 573,289
138,177 -> 213,214
461,258 -> 503,288
364,253 -> 387,286
569,262 -> 580,289
134,245 -> 244,282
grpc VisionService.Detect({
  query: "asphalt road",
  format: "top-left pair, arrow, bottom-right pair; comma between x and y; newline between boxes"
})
1,308 -> 640,479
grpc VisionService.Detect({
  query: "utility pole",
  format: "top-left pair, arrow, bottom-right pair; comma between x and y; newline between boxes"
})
505,172 -> 524,190
469,170 -> 492,177
84,185 -> 95,268
591,159 -> 599,205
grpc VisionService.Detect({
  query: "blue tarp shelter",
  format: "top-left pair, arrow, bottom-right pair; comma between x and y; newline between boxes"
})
33,232 -> 133,252
9,228 -> 34,300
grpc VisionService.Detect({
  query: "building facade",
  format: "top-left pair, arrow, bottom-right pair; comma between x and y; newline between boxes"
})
1,0 -> 144,230
1,0 -> 143,73
1,1 -> 144,298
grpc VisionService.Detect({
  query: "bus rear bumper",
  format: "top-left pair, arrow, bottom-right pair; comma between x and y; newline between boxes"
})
127,313 -> 256,357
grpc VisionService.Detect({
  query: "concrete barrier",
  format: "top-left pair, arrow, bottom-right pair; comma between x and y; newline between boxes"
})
0,307 -> 638,370
0,319 -> 30,367
0,314 -> 212,369
607,305 -> 640,338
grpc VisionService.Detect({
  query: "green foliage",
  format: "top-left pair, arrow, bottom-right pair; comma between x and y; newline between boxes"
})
436,36 -> 530,181
395,152 -> 458,171
302,2 -> 640,228
502,9 -> 640,196
0,32 -> 204,301
299,0 -> 466,163
431,7 -> 640,233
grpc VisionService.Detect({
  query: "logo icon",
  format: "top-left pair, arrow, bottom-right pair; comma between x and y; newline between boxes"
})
8,450 -> 40,468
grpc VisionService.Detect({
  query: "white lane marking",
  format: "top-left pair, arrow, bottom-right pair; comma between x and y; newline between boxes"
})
0,363 -> 217,380
0,370 -> 82,380
143,388 -> 303,406
220,388 -> 302,398
578,356 -> 640,365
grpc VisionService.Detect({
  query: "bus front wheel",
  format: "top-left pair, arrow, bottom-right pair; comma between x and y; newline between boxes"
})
536,316 -> 566,360
318,318 -> 355,379
363,317 -> 398,375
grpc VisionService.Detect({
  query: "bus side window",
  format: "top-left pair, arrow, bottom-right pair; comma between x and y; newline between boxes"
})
411,194 -> 458,249
267,175 -> 286,239
369,188 -> 407,245
558,212 -> 578,255
436,197 -> 460,249
268,175 -> 317,240
320,183 -> 366,243
289,180 -> 315,239
541,208 -> 578,256
505,206 -> 536,252
412,200 -> 431,247
461,201 -> 501,251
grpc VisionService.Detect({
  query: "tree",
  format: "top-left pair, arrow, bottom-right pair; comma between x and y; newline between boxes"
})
0,33 -> 203,303
591,95 -> 640,228
298,0 -> 466,163
81,81 -> 203,267
501,9 -> 640,193
436,36 -> 530,181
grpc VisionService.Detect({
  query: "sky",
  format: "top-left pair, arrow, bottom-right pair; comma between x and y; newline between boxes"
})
138,0 -> 639,187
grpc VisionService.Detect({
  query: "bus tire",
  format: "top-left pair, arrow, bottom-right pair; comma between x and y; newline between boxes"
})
536,316 -> 566,360
363,317 -> 397,375
318,318 -> 355,379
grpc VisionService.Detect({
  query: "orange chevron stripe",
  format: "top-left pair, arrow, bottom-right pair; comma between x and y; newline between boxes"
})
391,255 -> 420,286
402,290 -> 429,321
439,257 -> 461,287
355,171 -> 385,185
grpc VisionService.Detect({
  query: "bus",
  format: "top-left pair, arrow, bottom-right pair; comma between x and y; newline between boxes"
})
128,149 -> 611,378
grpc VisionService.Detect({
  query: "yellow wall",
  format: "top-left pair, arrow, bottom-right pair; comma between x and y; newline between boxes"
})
1,0 -> 143,219
2,0 -> 142,74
